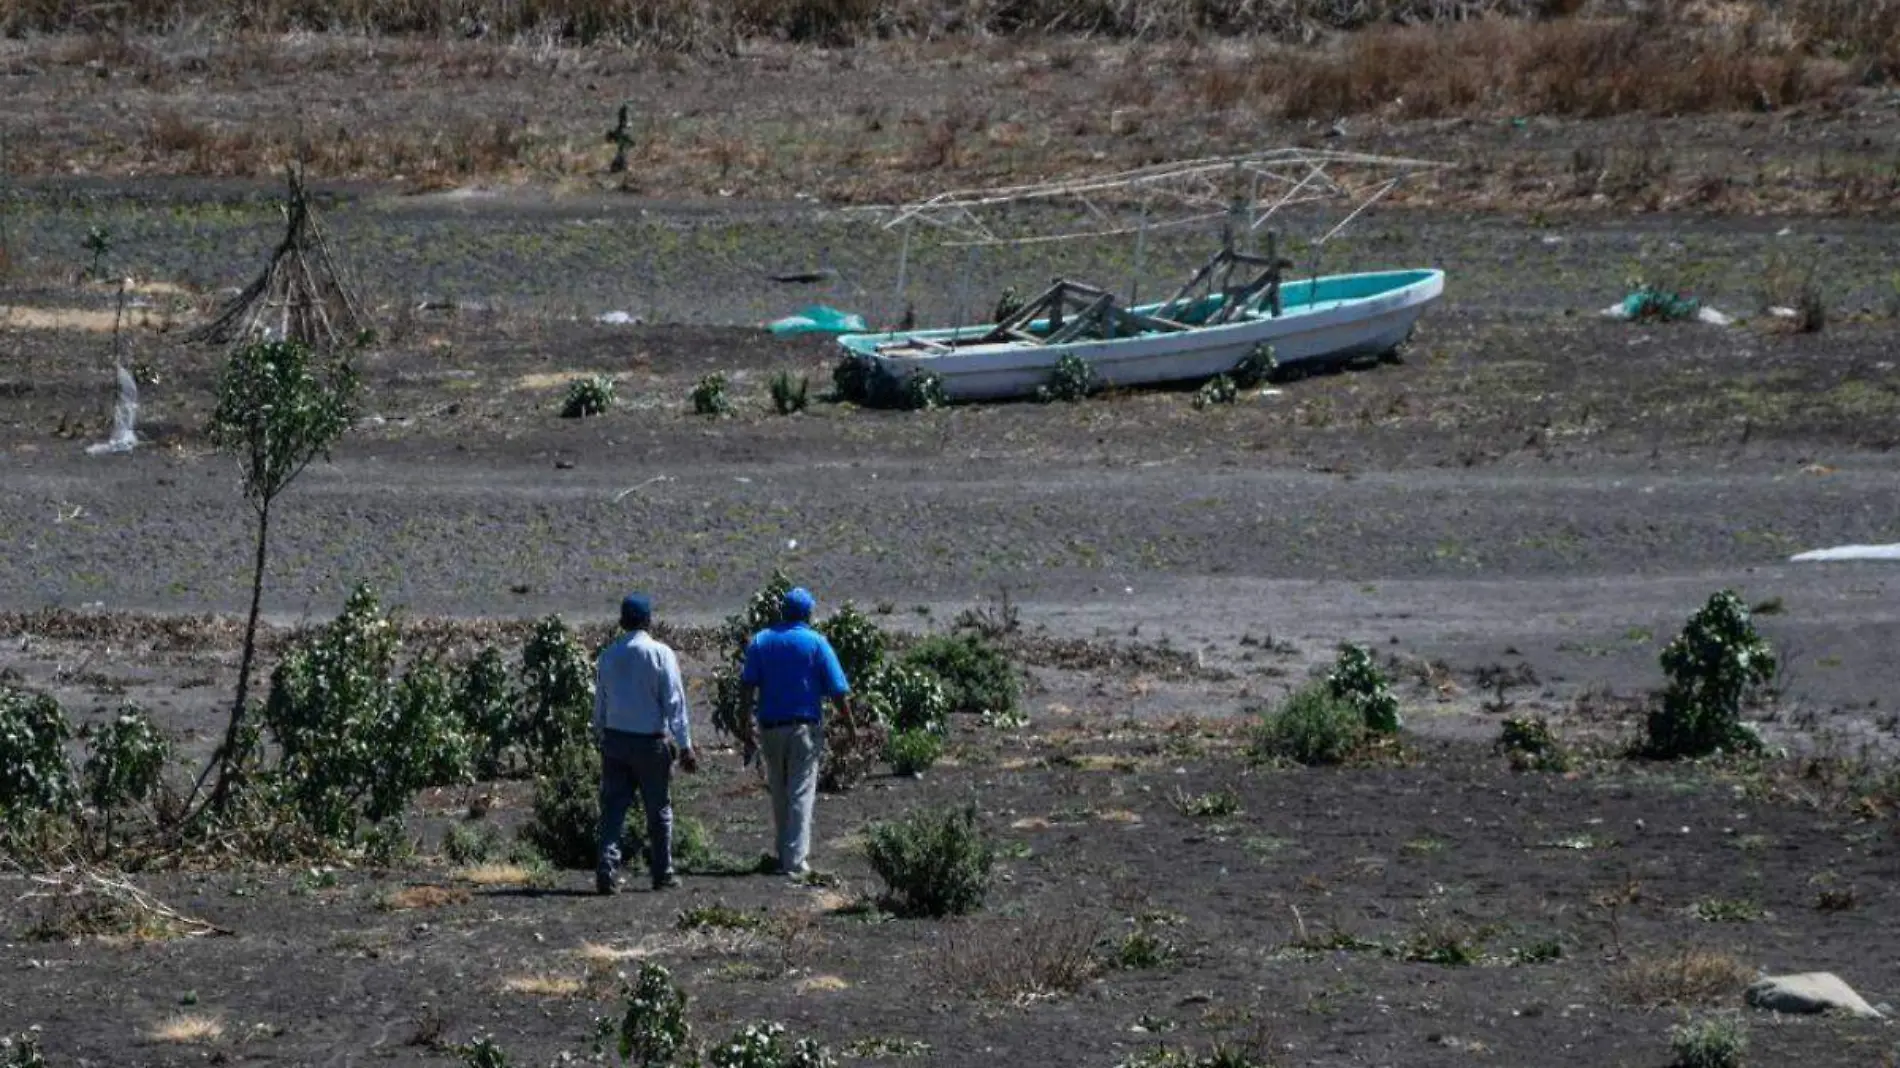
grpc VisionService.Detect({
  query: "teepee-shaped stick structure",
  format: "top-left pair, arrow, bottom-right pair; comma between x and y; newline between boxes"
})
191,165 -> 369,348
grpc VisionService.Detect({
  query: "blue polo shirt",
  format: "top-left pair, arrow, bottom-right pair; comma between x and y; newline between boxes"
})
740,622 -> 850,727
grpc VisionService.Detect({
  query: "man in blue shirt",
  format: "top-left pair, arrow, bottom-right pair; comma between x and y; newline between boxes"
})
594,592 -> 698,895
740,586 -> 853,878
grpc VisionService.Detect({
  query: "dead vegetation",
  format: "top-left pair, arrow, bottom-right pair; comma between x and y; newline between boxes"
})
1609,946 -> 1757,1008
935,912 -> 1105,1002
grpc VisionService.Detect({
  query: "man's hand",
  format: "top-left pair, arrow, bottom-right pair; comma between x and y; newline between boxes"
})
679,746 -> 700,773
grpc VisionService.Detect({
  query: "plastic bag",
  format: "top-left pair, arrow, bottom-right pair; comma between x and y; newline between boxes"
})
768,304 -> 867,337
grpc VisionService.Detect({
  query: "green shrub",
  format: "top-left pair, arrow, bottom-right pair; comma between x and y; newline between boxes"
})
818,601 -> 887,683
1037,352 -> 1095,403
1645,591 -> 1773,759
708,1022 -> 835,1068
1112,925 -> 1176,969
769,371 -> 810,415
519,615 -> 594,771
692,372 -> 733,416
442,820 -> 506,864
900,633 -> 1018,721
0,1031 -> 47,1068
562,375 -> 615,418
262,585 -> 471,843
1231,343 -> 1277,388
1498,716 -> 1572,772
602,962 -> 691,1068
863,664 -> 949,736
904,370 -> 947,411
456,646 -> 518,780
1192,374 -> 1237,409
865,805 -> 994,917
458,1034 -> 512,1068
362,817 -> 418,867
82,708 -> 171,814
885,729 -> 942,777
831,353 -> 877,404
0,687 -> 75,832
1669,1013 -> 1747,1068
678,902 -> 763,931
1327,644 -> 1401,733
1253,684 -> 1366,766
520,742 -> 608,870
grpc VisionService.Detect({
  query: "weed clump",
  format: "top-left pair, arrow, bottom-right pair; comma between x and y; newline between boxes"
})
1669,1013 -> 1747,1068
1327,643 -> 1401,733
885,729 -> 943,777
769,371 -> 810,414
1232,343 -> 1277,388
598,962 -> 690,1068
1192,373 -> 1237,409
904,371 -> 948,411
692,373 -> 733,416
900,632 -> 1019,721
1037,353 -> 1095,403
1253,685 -> 1365,766
707,1021 -> 834,1068
1643,591 -> 1773,759
0,1031 -> 46,1068
866,805 -> 994,917
561,375 -> 615,418
1497,716 -> 1573,772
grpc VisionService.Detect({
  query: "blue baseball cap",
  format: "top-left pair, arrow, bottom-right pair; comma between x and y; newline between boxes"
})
782,587 -> 816,622
620,593 -> 653,630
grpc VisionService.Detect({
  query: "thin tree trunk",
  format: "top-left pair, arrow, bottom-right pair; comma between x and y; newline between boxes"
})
189,499 -> 271,818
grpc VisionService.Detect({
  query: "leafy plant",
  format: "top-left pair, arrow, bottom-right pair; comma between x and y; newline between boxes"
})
1644,590 -> 1773,759
1497,716 -> 1572,772
458,1034 -> 512,1068
1037,352 -> 1094,403
197,337 -> 358,817
708,1022 -> 834,1068
1231,343 -> 1277,388
1327,644 -> 1401,733
692,372 -> 733,416
1111,923 -> 1176,969
443,820 -> 506,864
562,374 -> 616,418
862,663 -> 949,736
456,646 -> 518,780
711,571 -> 796,743
1669,1013 -> 1747,1068
520,742 -> 609,870
678,902 -> 763,931
899,633 -> 1018,720
769,371 -> 809,414
82,224 -> 112,280
0,687 -> 75,834
1252,684 -> 1366,766
604,962 -> 690,1068
818,601 -> 886,683
519,615 -> 594,771
83,708 -> 170,814
1171,786 -> 1242,818
885,729 -> 942,777
865,805 -> 994,917
0,1030 -> 47,1068
1192,374 -> 1237,409
904,370 -> 947,411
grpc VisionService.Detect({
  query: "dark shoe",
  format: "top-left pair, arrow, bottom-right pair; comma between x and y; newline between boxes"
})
651,873 -> 681,891
596,871 -> 620,896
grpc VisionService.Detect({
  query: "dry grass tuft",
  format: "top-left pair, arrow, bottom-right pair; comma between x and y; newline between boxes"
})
937,912 -> 1104,1002
381,885 -> 471,911
574,941 -> 645,964
148,1014 -> 224,1043
452,863 -> 535,886
502,974 -> 585,997
1610,947 -> 1757,1007
795,974 -> 851,993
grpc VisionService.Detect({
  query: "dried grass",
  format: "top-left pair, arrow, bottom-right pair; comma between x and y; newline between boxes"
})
452,863 -> 535,886
501,974 -> 585,997
1609,947 -> 1756,1007
148,1014 -> 224,1043
381,885 -> 471,911
936,912 -> 1105,1002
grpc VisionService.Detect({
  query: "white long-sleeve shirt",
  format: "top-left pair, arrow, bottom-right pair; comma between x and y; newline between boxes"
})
592,630 -> 692,750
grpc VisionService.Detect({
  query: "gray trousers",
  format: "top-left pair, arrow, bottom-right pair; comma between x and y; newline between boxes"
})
598,731 -> 674,883
760,721 -> 822,874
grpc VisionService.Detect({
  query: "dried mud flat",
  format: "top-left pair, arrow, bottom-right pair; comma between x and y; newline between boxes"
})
4,53 -> 1900,1068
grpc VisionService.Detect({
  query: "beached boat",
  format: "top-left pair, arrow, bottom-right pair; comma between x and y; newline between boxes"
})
835,148 -> 1450,404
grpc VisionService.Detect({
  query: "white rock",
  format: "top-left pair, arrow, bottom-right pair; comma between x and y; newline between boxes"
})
1745,973 -> 1884,1019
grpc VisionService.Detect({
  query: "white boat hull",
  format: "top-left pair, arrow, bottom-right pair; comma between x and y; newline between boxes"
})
839,269 -> 1445,403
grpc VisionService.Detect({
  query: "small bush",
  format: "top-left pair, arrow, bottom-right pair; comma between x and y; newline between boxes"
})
1171,786 -> 1242,818
1645,590 -> 1773,759
1112,925 -> 1176,969
520,742 -> 607,870
863,663 -> 950,736
1327,643 -> 1401,733
561,375 -> 615,418
692,373 -> 733,416
519,616 -> 594,771
458,1034 -> 512,1068
769,371 -> 810,414
82,708 -> 171,815
1192,374 -> 1237,409
819,712 -> 888,795
886,730 -> 942,777
1497,716 -> 1572,772
1037,353 -> 1095,403
708,1022 -> 834,1068
1253,684 -> 1366,766
602,962 -> 690,1068
0,1031 -> 47,1068
900,633 -> 1018,721
456,646 -> 518,780
443,821 -> 506,864
1231,343 -> 1277,388
831,354 -> 879,405
1669,1013 -> 1747,1068
866,805 -> 994,917
818,602 -> 887,683
904,370 -> 947,411
939,913 -> 1103,1000
0,687 -> 76,833
678,902 -> 763,931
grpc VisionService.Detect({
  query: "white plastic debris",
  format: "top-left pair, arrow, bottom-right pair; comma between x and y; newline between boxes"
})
595,311 -> 644,326
85,365 -> 138,456
1790,544 -> 1900,562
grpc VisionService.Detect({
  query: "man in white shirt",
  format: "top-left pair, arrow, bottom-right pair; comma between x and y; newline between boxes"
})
594,593 -> 698,895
